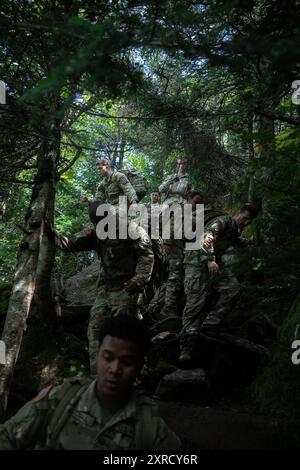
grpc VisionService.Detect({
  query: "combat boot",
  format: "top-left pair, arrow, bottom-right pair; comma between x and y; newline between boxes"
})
178,350 -> 192,363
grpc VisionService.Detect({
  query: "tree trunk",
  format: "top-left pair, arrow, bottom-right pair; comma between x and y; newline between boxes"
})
34,224 -> 56,324
247,112 -> 255,204
0,179 -> 53,421
257,113 -> 275,242
33,129 -> 60,325
0,188 -> 12,222
0,116 -> 60,421
247,112 -> 262,244
109,142 -> 116,168
117,140 -> 125,169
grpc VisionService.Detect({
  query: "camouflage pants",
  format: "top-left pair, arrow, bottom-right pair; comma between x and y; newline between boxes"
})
145,284 -> 182,334
88,283 -> 139,373
180,264 -> 240,352
160,245 -> 184,317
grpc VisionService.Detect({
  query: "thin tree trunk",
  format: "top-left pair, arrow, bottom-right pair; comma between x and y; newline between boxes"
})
34,226 -> 56,323
0,179 -> 53,421
247,112 -> 262,244
110,142 -> 118,169
0,188 -> 12,221
247,112 -> 255,204
34,128 -> 60,325
118,140 -> 125,169
258,113 -> 275,242
0,113 -> 60,420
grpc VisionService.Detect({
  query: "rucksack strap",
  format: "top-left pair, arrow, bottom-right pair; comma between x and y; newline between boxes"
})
134,398 -> 159,450
47,378 -> 92,448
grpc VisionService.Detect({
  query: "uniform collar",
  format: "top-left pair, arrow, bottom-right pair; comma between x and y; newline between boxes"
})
102,170 -> 113,182
77,379 -> 138,427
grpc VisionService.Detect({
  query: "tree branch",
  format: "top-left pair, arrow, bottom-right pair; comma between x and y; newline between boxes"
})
254,109 -> 300,126
58,147 -> 82,177
7,179 -> 35,185
0,18 -> 86,40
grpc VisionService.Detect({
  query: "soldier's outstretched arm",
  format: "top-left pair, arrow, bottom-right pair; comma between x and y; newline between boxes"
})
44,220 -> 98,253
0,387 -> 52,450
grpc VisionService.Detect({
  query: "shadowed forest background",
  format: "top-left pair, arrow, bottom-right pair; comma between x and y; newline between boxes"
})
0,0 -> 300,447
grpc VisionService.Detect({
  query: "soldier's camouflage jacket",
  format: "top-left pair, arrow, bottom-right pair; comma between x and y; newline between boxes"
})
54,225 -> 154,290
185,214 -> 248,267
0,378 -> 181,450
95,171 -> 138,205
159,173 -> 192,206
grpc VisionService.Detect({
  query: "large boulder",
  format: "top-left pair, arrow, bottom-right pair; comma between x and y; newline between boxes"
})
156,368 -> 211,403
63,261 -> 100,306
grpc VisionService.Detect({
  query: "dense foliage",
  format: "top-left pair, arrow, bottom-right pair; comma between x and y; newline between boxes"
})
0,0 -> 300,421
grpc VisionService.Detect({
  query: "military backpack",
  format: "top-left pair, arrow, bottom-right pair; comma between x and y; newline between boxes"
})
119,168 -> 148,201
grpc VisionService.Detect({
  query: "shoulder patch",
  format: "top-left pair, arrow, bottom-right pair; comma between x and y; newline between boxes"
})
115,173 -> 129,184
32,385 -> 53,403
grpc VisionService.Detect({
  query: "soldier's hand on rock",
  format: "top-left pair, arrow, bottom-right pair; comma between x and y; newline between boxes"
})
208,260 -> 219,275
123,280 -> 140,294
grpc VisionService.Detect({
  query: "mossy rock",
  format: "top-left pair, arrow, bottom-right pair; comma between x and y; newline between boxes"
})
252,292 -> 300,420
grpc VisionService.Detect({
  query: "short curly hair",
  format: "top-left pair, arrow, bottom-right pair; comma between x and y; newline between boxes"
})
239,203 -> 258,219
96,158 -> 110,166
98,315 -> 151,359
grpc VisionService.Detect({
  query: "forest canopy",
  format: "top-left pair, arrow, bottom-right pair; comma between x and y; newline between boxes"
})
0,0 -> 300,430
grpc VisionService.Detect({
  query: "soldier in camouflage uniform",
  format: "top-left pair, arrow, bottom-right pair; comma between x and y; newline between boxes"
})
95,159 -> 139,205
159,159 -> 192,208
142,189 -> 161,236
80,159 -> 138,206
179,203 -> 258,363
150,189 -> 160,206
146,192 -> 203,332
45,205 -> 154,374
154,160 -> 193,319
0,315 -> 180,450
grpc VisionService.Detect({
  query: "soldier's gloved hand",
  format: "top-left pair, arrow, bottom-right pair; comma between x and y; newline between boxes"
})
207,260 -> 219,275
123,280 -> 141,294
